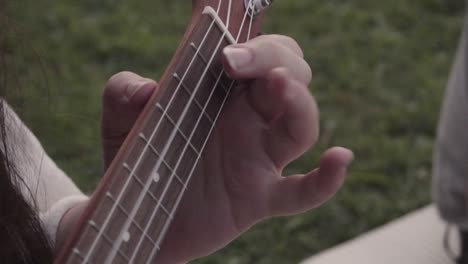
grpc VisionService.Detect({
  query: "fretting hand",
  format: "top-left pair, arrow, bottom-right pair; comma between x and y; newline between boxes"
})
58,35 -> 353,263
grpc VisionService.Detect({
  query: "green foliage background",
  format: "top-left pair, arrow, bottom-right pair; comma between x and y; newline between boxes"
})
2,0 -> 466,263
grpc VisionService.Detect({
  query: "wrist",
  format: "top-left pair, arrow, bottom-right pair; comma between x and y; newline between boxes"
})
54,200 -> 88,254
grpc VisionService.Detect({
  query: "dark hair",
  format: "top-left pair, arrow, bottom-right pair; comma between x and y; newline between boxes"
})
0,104 -> 52,263
0,3 -> 54,262
0,101 -> 54,263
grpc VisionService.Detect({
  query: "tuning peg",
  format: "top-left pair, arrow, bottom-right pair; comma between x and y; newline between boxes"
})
245,0 -> 273,16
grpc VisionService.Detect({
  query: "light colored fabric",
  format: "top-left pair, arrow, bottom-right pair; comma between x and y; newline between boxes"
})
3,103 -> 87,211
39,195 -> 89,247
3,103 -> 88,246
301,205 -> 458,264
433,17 -> 468,229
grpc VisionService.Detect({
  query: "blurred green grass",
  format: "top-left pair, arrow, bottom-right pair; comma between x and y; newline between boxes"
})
3,0 -> 466,263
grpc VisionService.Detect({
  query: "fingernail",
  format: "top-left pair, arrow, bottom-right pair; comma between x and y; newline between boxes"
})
344,149 -> 355,165
223,46 -> 254,71
124,80 -> 156,102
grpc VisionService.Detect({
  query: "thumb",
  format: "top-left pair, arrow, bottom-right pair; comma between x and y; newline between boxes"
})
101,71 -> 157,169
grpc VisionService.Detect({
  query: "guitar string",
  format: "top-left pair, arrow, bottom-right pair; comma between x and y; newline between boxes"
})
102,2 -> 242,263
83,0 -> 253,262
130,28 -> 231,262
143,1 -> 257,263
247,2 -> 254,43
128,0 -> 243,261
141,3 -> 254,262
81,2 -> 224,262
101,6 -> 232,264
132,1 -> 255,262
116,12 -> 235,264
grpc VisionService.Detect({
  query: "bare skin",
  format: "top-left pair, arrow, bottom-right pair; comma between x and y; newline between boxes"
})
57,35 -> 353,263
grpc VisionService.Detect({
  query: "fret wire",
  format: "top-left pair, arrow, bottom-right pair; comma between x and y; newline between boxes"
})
137,133 -> 185,186
73,248 -> 85,260
147,83 -> 233,264
145,3 -> 254,261
121,158 -> 181,263
110,189 -> 143,223
189,42 -> 229,92
87,220 -> 130,262
104,159 -> 160,264
76,1 -> 256,258
106,190 -> 164,244
172,73 -> 215,124
145,41 -> 233,264
155,103 -> 202,156
83,5 -> 222,263
121,165 -> 174,217
89,222 -> 122,253
89,217 -> 158,263
132,22 -> 231,264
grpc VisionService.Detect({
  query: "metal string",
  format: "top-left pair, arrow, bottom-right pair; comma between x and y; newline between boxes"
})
102,8 -> 228,264
143,1 -> 256,263
81,2 -> 224,263
81,0 -> 257,262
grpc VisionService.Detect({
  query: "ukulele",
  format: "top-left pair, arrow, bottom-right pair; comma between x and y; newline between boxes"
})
55,0 -> 272,263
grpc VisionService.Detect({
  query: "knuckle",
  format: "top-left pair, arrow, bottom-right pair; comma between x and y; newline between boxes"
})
265,39 -> 284,51
269,67 -> 291,83
304,63 -> 313,84
276,35 -> 304,58
252,34 -> 304,58
292,43 -> 304,58
283,35 -> 301,49
252,36 -> 283,52
310,101 -> 320,146
260,41 -> 285,62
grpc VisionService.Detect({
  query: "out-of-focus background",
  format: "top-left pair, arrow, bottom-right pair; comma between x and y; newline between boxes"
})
2,0 -> 466,263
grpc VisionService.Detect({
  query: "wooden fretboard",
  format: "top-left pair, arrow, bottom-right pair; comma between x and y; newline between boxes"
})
67,12 -> 235,264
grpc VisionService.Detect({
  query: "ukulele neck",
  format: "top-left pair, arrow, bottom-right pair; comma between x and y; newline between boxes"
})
55,1 -> 268,263
65,8 -> 237,264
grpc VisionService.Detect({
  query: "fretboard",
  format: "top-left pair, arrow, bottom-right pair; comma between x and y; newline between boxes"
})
67,10 -> 235,264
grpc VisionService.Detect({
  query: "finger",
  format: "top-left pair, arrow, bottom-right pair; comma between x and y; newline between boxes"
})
248,67 -> 319,169
222,38 -> 312,84
267,147 -> 354,217
103,71 -> 157,109
102,71 -> 158,168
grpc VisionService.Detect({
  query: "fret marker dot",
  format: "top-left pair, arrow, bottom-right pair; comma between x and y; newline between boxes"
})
153,172 -> 160,182
122,231 -> 130,242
